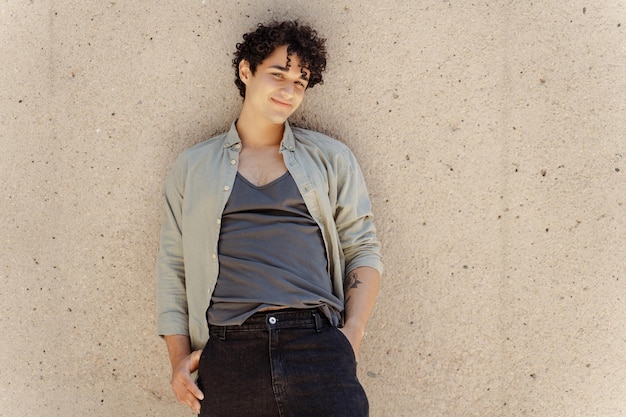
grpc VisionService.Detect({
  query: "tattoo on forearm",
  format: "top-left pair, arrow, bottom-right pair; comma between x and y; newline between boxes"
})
345,271 -> 362,291
344,272 -> 362,307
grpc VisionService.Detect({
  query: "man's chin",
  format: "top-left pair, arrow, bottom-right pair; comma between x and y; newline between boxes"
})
266,113 -> 292,125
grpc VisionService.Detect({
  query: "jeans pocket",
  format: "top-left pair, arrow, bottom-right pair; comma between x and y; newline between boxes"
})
332,327 -> 357,363
196,342 -> 211,390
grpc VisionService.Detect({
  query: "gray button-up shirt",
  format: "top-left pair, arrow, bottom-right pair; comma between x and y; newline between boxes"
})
156,121 -> 383,351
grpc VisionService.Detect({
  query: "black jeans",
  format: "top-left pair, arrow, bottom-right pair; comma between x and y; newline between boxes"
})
197,308 -> 368,417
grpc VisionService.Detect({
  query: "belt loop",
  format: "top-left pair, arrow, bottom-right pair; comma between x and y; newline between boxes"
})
313,312 -> 322,333
219,326 -> 226,341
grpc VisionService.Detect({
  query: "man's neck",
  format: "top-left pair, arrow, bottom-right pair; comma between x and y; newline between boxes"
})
235,110 -> 285,149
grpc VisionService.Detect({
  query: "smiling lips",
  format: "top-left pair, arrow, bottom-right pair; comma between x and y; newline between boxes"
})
271,97 -> 292,108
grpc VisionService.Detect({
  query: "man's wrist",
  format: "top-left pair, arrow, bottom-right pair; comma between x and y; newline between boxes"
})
164,334 -> 193,370
341,320 -> 366,339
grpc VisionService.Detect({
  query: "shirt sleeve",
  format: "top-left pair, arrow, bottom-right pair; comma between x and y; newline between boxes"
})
156,156 -> 190,337
334,148 -> 384,277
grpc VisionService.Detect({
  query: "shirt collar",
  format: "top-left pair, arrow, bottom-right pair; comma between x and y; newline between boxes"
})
280,121 -> 296,152
223,121 -> 242,148
223,120 -> 296,152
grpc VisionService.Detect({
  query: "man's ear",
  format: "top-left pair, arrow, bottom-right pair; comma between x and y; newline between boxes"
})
239,60 -> 252,85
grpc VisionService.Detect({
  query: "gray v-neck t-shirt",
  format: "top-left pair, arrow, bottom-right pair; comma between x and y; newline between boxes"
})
206,171 -> 342,326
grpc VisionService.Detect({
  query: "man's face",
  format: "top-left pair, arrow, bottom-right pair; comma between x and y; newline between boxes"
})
239,45 -> 311,125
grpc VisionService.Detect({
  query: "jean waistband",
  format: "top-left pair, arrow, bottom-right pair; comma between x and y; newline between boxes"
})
209,307 -> 330,336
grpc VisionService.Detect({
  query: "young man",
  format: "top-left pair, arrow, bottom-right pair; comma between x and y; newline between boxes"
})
156,21 -> 383,417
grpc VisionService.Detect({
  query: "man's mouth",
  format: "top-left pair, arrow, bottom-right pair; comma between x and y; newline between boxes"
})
271,98 -> 292,108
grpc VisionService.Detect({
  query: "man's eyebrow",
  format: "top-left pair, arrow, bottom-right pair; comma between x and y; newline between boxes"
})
269,64 -> 310,81
269,64 -> 289,72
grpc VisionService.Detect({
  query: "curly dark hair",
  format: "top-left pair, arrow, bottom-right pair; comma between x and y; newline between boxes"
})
232,21 -> 327,98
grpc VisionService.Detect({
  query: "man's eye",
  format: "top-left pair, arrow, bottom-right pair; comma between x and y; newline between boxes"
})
272,73 -> 283,78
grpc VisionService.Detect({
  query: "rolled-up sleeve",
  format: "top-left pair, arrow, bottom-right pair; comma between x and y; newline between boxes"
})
156,157 -> 190,336
334,149 -> 383,277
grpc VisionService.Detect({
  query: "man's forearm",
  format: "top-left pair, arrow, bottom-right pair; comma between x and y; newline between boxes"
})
341,266 -> 380,355
164,334 -> 192,370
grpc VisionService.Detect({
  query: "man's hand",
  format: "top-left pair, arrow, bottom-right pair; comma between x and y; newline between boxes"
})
164,335 -> 204,414
170,349 -> 204,413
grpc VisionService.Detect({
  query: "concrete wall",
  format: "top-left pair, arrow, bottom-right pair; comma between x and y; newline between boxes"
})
1,1 -> 624,416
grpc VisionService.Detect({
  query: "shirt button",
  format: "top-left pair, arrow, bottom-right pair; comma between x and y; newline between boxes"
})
230,159 -> 236,165
212,253 -> 217,259
235,144 -> 241,149
224,186 -> 230,191
268,317 -> 277,325
216,219 -> 221,225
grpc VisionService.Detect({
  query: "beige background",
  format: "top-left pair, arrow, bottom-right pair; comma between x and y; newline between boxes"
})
1,1 -> 625,416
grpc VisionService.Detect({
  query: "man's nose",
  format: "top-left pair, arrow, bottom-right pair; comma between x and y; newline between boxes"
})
281,83 -> 294,97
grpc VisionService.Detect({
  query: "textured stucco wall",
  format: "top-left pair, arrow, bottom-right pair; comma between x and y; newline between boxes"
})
1,1 -> 624,416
